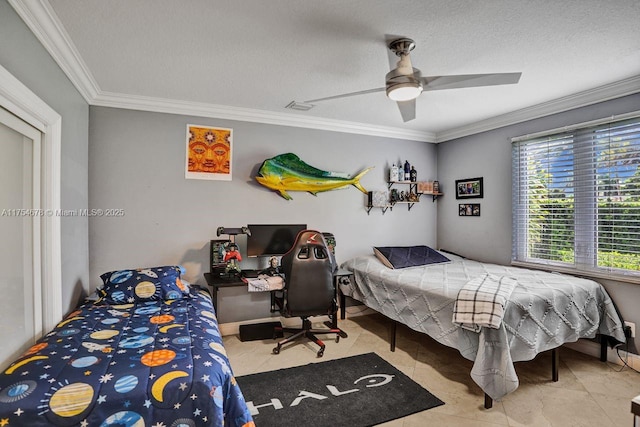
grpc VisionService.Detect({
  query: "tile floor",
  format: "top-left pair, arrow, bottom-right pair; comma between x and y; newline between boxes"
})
223,312 -> 640,426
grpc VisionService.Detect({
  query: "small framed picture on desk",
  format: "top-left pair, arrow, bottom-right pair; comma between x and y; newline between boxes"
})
210,239 -> 230,276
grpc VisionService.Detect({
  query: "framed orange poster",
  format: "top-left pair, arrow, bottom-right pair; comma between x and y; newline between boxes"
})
185,124 -> 232,180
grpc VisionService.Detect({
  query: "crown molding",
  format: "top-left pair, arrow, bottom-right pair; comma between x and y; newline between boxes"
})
11,0 -> 639,144
435,75 -> 640,142
92,91 -> 436,142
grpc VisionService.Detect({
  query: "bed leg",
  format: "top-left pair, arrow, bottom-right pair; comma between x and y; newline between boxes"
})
600,335 -> 607,362
390,320 -> 397,352
484,393 -> 493,409
552,347 -> 559,382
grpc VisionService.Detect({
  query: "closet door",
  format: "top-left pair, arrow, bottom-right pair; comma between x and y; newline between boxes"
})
0,107 -> 42,368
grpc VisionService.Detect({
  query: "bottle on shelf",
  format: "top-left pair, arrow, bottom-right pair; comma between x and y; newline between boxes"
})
403,160 -> 410,181
433,180 -> 440,193
390,163 -> 399,182
410,166 -> 417,182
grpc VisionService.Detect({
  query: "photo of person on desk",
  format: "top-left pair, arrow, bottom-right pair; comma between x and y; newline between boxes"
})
259,256 -> 281,276
245,256 -> 285,292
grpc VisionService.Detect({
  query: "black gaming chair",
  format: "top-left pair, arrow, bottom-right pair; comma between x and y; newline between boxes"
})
272,230 -> 342,357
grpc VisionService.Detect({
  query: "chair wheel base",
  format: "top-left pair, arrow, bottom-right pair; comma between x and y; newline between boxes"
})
271,318 -> 343,357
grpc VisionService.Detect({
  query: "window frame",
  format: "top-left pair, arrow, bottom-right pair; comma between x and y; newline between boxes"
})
512,111 -> 640,284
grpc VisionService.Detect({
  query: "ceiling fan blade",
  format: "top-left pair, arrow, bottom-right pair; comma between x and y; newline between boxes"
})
304,87 -> 385,103
396,99 -> 416,122
422,72 -> 522,91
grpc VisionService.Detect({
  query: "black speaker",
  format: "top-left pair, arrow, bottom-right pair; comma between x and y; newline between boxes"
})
239,322 -> 283,341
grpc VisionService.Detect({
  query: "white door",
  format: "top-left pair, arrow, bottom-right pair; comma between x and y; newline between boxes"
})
0,107 -> 43,369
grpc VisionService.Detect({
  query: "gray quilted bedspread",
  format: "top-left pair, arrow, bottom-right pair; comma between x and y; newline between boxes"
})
340,253 -> 626,400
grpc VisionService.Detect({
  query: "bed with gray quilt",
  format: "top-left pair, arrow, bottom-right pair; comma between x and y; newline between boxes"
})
340,250 -> 626,402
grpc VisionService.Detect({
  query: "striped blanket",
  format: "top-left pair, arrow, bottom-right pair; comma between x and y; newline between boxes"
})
452,274 -> 517,332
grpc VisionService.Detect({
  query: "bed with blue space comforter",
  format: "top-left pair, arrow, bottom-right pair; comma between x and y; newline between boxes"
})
0,266 -> 254,426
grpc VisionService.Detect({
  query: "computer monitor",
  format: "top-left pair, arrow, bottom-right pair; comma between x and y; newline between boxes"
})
246,224 -> 307,257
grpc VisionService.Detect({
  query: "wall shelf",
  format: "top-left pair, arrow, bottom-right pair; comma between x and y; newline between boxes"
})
366,204 -> 392,215
386,181 -> 415,189
387,181 -> 420,210
366,181 -> 442,214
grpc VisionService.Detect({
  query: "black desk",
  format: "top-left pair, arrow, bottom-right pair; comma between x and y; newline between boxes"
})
203,271 -> 258,311
326,269 -> 352,335
203,269 -> 352,335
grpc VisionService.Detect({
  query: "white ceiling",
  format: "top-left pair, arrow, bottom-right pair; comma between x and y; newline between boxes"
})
12,0 -> 640,142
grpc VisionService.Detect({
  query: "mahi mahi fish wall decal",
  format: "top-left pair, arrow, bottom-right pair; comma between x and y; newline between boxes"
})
255,153 -> 373,200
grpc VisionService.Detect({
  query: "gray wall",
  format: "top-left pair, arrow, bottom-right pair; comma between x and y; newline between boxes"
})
0,0 -> 90,313
437,93 -> 640,351
89,106 -> 438,323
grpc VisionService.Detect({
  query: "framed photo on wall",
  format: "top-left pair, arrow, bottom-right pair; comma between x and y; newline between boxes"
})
185,124 -> 233,180
455,177 -> 483,199
459,203 -> 481,216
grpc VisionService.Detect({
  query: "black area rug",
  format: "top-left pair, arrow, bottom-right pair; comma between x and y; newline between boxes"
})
236,352 -> 444,426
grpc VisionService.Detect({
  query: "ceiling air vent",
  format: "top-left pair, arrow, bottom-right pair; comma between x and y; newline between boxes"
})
285,101 -> 314,111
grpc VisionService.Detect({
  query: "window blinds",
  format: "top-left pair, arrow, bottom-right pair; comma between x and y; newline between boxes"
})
512,114 -> 640,278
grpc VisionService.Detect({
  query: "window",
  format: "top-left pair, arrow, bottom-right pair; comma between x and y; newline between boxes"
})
512,113 -> 640,280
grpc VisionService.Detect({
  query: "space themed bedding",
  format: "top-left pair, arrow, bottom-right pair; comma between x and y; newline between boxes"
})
0,283 -> 254,426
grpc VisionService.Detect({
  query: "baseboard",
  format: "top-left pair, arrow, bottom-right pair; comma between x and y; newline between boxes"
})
563,340 -> 640,370
219,307 -> 376,337
343,306 -> 377,318
220,316 -> 640,370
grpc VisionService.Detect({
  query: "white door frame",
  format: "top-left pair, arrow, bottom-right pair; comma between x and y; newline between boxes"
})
0,107 -> 43,342
0,64 -> 62,332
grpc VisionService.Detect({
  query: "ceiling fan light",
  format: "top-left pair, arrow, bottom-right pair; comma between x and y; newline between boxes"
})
387,83 -> 423,101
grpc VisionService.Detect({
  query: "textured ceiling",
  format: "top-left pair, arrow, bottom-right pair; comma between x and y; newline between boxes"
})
30,0 -> 640,140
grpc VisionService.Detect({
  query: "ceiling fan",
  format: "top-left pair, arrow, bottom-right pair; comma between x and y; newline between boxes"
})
293,37 -> 522,122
